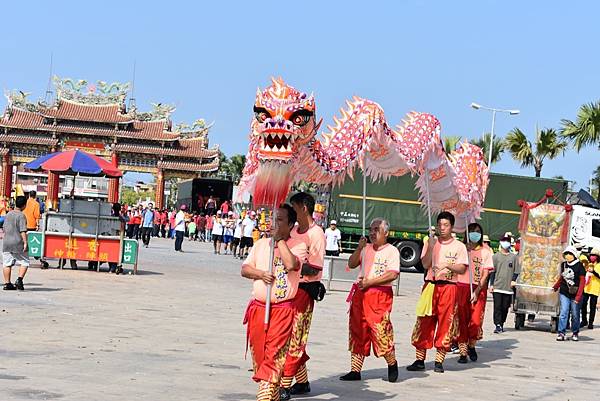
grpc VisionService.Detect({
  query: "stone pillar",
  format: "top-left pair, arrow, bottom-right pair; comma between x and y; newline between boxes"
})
0,154 -> 13,199
155,169 -> 165,209
46,172 -> 60,210
108,153 -> 120,203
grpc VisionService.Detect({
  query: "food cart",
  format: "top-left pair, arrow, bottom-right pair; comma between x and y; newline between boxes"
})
27,199 -> 139,273
24,149 -> 138,273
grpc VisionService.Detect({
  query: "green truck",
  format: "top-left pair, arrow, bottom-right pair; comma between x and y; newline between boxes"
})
328,171 -> 568,272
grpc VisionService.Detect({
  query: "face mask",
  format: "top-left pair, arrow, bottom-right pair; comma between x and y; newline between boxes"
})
468,232 -> 482,243
499,241 -> 511,250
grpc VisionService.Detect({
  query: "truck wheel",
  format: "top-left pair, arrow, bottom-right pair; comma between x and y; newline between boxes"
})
413,261 -> 424,273
397,241 -> 420,268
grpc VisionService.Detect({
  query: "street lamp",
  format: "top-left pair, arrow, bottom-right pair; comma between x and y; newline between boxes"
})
470,103 -> 520,168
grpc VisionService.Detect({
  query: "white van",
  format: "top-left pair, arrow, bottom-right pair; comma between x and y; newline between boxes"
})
569,204 -> 600,252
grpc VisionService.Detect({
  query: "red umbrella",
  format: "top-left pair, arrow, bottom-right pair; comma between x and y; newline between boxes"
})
24,150 -> 122,178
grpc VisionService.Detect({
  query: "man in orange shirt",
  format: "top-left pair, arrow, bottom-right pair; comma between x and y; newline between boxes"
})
340,218 -> 400,383
280,192 -> 325,399
23,191 -> 40,231
242,204 -> 306,401
407,211 -> 468,373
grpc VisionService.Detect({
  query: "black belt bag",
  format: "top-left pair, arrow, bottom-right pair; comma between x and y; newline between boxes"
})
299,282 -> 327,302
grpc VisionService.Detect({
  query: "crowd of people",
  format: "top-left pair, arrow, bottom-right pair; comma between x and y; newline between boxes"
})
238,191 -> 600,401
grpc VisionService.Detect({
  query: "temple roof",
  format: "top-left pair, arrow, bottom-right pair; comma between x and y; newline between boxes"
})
114,139 -> 218,158
41,99 -> 133,124
157,159 -> 219,172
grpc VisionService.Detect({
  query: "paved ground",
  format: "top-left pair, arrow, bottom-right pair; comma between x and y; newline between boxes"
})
1,237 -> 598,401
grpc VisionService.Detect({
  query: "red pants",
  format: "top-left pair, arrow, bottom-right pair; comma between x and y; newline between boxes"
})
348,285 -> 395,357
283,288 -> 314,377
411,283 -> 458,351
244,300 -> 294,384
456,285 -> 487,344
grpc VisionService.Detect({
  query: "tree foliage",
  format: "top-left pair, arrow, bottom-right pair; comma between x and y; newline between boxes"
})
561,100 -> 600,151
471,132 -> 505,164
505,127 -> 567,177
443,136 -> 462,155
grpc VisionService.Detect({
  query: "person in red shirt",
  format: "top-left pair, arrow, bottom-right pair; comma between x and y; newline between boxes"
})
160,210 -> 168,238
456,223 -> 494,363
280,192 -> 325,399
340,218 -> 400,383
220,200 -> 230,215
153,208 -> 162,237
242,204 -> 306,401
407,211 -> 468,374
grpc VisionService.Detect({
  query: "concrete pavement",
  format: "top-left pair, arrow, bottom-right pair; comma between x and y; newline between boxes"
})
0,237 -> 598,401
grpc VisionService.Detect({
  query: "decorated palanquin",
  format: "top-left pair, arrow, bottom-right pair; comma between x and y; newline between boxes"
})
516,193 -> 572,305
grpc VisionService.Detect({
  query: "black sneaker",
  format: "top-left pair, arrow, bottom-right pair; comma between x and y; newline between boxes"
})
406,360 -> 425,371
339,371 -> 361,381
468,347 -> 478,362
457,355 -> 468,364
3,282 -> 16,290
388,362 -> 398,382
588,324 -> 594,330
290,382 -> 311,394
279,387 -> 291,401
40,261 -> 49,269
434,362 -> 444,373
450,344 -> 459,354
15,278 -> 24,291
581,320 -> 588,327
494,325 -> 502,334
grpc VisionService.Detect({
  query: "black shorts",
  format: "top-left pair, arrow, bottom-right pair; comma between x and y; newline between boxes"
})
232,237 -> 240,246
240,237 -> 254,248
326,250 -> 340,257
213,234 -> 222,243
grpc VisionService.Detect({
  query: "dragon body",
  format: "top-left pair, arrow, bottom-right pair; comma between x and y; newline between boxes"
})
238,78 -> 488,231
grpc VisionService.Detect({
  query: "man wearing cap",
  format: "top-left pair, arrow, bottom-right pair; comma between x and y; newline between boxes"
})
325,220 -> 342,257
240,211 -> 257,259
280,192 -> 325,399
212,210 -> 224,254
554,246 -> 586,341
222,211 -> 235,255
174,204 -> 187,252
242,204 -> 306,401
489,235 -> 520,333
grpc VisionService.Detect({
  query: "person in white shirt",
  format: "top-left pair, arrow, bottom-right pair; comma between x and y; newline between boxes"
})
231,215 -> 243,258
239,211 -> 256,260
212,211 -> 224,254
174,204 -> 187,252
324,220 -> 342,256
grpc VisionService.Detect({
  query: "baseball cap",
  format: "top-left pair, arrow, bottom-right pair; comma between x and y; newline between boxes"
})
228,211 -> 234,216
482,234 -> 490,242
330,220 -> 337,225
250,211 -> 256,216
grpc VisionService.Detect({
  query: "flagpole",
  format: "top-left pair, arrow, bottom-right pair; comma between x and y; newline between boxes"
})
424,169 -> 433,233
465,217 -> 474,301
264,204 -> 277,330
360,170 -> 367,276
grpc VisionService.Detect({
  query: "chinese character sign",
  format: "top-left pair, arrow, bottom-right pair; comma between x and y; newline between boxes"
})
44,235 -> 120,262
121,239 -> 138,265
27,232 -> 43,258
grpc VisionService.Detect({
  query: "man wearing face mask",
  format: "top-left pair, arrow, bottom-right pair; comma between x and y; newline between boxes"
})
553,246 -> 585,341
489,235 -> 520,333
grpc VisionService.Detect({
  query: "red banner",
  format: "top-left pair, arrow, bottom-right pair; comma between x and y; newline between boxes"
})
44,235 -> 120,263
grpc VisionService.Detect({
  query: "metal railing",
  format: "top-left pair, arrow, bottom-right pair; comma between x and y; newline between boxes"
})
323,255 -> 401,296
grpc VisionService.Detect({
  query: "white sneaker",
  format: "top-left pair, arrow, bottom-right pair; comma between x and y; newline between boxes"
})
572,334 -> 579,342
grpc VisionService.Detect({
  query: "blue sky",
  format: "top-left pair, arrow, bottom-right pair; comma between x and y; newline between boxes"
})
1,1 -> 598,189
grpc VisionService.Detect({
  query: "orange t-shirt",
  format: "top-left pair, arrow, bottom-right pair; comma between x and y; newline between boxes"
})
423,238 -> 469,283
457,245 -> 494,285
23,198 -> 41,229
359,243 -> 400,286
244,237 -> 308,304
290,223 -> 325,283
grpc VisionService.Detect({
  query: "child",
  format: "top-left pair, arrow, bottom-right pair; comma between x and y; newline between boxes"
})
187,220 -> 197,241
3,196 -> 29,291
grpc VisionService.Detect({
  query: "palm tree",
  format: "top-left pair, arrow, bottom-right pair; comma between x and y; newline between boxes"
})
560,100 -> 600,151
561,101 -> 600,201
505,127 -> 567,177
471,132 -> 505,164
443,135 -> 462,155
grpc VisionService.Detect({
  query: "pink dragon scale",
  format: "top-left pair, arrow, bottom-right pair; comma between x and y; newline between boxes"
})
237,77 -> 488,231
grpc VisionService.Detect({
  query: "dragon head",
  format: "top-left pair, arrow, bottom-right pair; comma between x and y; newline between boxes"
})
252,77 -> 319,162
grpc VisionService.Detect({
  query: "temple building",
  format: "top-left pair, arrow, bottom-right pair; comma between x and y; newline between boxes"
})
0,77 -> 220,209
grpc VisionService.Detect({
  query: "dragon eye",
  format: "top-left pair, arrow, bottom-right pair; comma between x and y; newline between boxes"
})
290,110 -> 313,127
253,107 -> 271,123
